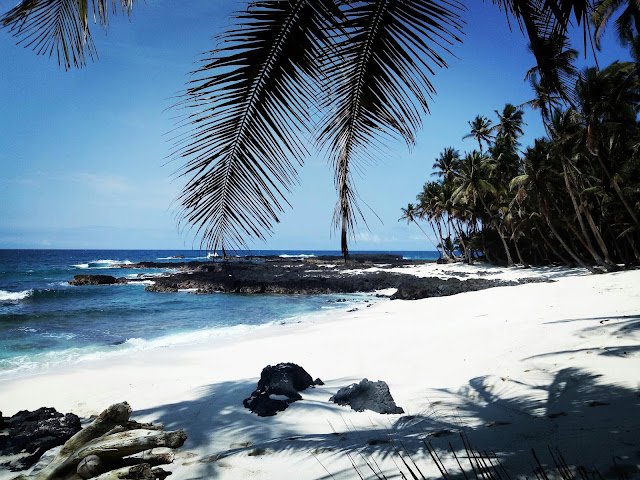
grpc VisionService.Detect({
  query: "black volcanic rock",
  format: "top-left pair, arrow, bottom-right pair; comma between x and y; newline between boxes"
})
390,277 -> 518,300
330,379 -> 404,414
145,262 -> 405,295
68,274 -> 128,286
68,256 -> 550,298
0,407 -> 81,471
243,363 -> 323,417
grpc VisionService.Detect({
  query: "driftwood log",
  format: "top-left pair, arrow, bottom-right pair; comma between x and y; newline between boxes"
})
14,402 -> 186,480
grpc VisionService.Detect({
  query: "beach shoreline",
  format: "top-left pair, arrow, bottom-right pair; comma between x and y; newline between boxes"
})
1,263 -> 639,479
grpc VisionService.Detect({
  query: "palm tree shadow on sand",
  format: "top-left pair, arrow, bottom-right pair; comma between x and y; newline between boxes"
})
132,364 -> 640,480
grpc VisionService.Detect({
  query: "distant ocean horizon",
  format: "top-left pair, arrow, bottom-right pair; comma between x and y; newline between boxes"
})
0,249 -> 438,380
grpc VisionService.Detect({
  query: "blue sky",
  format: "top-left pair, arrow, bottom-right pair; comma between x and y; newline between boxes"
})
0,1 -> 630,251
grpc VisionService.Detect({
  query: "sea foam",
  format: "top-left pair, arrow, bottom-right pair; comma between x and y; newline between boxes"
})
72,259 -> 133,269
0,289 -> 33,302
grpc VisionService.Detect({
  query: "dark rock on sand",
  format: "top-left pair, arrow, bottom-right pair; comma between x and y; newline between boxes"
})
330,379 -> 404,414
243,363 -> 323,417
0,407 -> 81,471
68,275 -> 128,286
391,277 -> 518,300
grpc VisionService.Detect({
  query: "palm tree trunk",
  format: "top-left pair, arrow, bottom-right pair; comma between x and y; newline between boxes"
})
512,233 -> 529,268
562,160 -> 616,271
341,224 -> 349,263
582,205 -> 615,266
434,218 -> 450,259
414,220 -> 439,252
478,196 -> 513,266
480,228 -> 493,263
452,220 -> 472,264
596,151 -> 640,228
541,198 -> 598,273
624,232 -> 640,262
536,226 -> 571,266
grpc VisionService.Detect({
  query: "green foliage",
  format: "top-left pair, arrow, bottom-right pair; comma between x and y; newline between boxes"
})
406,61 -> 640,268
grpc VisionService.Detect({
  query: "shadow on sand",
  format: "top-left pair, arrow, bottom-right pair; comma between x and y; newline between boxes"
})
132,360 -> 639,480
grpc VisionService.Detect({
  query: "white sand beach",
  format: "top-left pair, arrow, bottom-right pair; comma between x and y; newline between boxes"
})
1,264 -> 639,479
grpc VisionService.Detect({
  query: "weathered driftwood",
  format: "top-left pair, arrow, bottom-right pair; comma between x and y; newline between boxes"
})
23,402 -> 186,480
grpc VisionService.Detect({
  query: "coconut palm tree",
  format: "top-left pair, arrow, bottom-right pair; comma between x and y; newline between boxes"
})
493,103 -> 526,147
523,34 -> 579,102
463,116 -> 495,154
451,151 -> 516,265
432,147 -> 461,183
575,62 -> 640,229
519,77 -> 563,126
399,203 -> 439,252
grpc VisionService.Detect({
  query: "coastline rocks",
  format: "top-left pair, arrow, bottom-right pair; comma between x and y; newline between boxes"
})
243,363 -> 323,417
145,264 -> 405,295
330,379 -> 404,414
68,275 -> 128,286
0,407 -> 81,471
390,277 -> 518,300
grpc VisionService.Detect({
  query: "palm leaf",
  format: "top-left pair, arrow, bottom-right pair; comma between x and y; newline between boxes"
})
1,0 -> 136,70
172,0 -> 340,253
316,0 -> 463,258
492,0 -> 587,101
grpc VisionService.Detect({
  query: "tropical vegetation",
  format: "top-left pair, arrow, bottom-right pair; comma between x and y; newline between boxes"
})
2,0 -> 637,261
409,60 -> 640,270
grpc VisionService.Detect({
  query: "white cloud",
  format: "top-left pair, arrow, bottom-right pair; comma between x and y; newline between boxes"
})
73,173 -> 132,195
355,232 -> 383,244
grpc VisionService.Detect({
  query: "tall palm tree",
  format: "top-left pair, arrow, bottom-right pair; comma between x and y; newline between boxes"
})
399,203 -> 439,252
493,103 -> 526,147
431,147 -> 461,183
519,77 -> 563,126
452,151 -> 515,265
523,34 -> 579,102
575,62 -> 640,228
463,116 -> 495,154
1,0 -> 599,258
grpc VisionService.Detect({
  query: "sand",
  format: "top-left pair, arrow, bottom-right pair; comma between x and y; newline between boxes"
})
1,263 -> 639,479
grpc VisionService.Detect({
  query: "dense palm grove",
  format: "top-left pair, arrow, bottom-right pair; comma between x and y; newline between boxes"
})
403,60 -> 640,270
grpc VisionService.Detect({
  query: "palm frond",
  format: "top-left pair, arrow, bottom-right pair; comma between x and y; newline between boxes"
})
172,0 -> 339,253
1,0 -> 136,70
492,0 -> 588,102
316,0 -> 464,258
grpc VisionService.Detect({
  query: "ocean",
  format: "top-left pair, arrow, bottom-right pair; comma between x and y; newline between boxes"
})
0,249 -> 438,380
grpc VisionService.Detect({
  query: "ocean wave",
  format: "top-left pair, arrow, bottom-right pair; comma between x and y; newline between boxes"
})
125,272 -> 166,279
72,259 -> 134,269
0,323 -> 270,380
41,332 -> 77,340
0,289 -> 33,302
279,254 -> 316,258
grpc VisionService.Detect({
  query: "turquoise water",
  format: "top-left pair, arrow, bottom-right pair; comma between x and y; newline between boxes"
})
0,249 -> 438,378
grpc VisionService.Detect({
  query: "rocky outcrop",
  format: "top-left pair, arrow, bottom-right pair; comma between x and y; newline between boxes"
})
68,257 -> 551,298
330,379 -> 404,414
68,275 -> 129,286
0,407 -> 81,471
390,277 -> 518,300
145,262 -> 406,295
243,363 -> 323,417
390,276 -> 553,299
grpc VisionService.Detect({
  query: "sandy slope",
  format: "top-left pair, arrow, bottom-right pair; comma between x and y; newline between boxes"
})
1,264 -> 639,479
